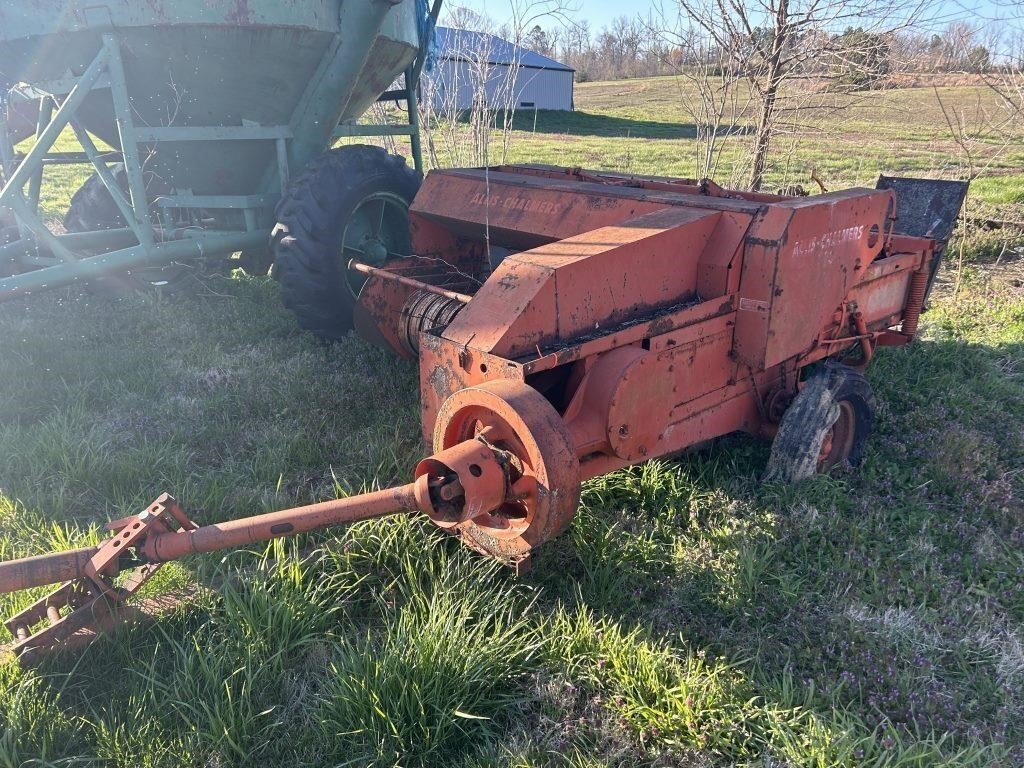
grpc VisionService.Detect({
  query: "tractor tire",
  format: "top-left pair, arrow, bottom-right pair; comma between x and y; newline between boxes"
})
63,167 -> 200,293
63,166 -> 129,232
237,246 -> 275,276
272,144 -> 420,341
763,362 -> 876,483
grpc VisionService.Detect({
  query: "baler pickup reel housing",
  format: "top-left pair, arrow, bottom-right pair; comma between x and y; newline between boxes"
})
0,166 -> 968,659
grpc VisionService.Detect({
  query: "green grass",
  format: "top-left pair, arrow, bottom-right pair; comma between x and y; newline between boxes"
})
2,79 -> 1024,766
406,80 -> 1024,216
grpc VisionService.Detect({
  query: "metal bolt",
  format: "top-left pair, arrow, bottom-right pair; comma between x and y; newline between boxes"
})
365,241 -> 388,262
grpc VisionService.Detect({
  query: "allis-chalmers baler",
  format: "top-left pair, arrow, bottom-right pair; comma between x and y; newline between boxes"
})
0,166 -> 966,657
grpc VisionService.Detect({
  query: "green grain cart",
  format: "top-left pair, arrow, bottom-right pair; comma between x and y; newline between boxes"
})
0,0 -> 439,338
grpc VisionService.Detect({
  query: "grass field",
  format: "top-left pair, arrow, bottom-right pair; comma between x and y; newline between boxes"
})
508,80 -> 1024,212
1,78 -> 1023,767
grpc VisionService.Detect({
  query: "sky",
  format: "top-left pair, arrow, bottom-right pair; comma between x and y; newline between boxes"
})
448,0 -> 1023,39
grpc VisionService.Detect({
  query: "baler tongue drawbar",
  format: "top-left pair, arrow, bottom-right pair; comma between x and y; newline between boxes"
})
0,486 -> 426,659
0,441 -> 499,659
1,379 -> 583,660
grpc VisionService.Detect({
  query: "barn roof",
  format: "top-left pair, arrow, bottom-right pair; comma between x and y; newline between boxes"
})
434,27 -> 574,72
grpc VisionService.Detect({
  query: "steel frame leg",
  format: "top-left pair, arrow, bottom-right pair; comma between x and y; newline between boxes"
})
0,37 -> 161,285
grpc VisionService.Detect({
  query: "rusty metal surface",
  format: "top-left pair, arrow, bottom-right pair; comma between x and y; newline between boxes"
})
143,486 -> 418,562
898,266 -> 930,339
3,452 -> 519,656
353,256 -> 479,359
415,439 -> 507,528
432,380 -> 581,563
0,495 -> 196,658
438,206 -> 747,359
406,166 -> 959,489
350,260 -> 473,304
876,176 -> 969,244
876,176 -> 968,305
0,546 -> 96,595
399,291 -> 465,356
733,189 -> 893,371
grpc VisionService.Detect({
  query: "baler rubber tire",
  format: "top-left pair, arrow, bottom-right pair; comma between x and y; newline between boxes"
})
763,362 -> 876,483
272,145 -> 420,341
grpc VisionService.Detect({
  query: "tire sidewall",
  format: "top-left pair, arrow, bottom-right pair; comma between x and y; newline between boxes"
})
765,362 -> 877,483
273,145 -> 421,340
313,172 -> 418,293
825,365 -> 875,466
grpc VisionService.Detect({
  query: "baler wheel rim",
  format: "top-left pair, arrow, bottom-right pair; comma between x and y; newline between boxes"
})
434,380 -> 581,562
763,362 -> 876,484
817,400 -> 857,470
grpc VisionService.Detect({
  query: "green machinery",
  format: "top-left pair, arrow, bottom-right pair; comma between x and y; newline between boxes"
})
0,0 -> 439,299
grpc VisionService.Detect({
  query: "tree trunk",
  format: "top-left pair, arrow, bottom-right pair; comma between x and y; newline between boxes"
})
748,0 -> 789,192
749,88 -> 777,191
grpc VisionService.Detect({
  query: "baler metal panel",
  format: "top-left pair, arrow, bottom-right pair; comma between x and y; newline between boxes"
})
735,189 -> 892,369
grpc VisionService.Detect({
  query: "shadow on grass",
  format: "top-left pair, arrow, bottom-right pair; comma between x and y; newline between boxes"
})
527,336 -> 1023,761
447,108 -> 753,140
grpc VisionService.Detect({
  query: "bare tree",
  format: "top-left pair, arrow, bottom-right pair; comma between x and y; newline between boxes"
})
652,7 -> 753,180
673,0 -> 926,191
444,5 -> 489,32
421,17 -> 502,168
560,20 -> 594,80
421,0 -> 573,168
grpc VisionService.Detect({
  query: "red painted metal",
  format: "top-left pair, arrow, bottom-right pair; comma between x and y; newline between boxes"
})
0,165 -> 963,657
427,380 -> 580,563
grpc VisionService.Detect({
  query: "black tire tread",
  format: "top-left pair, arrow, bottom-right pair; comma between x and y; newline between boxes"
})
764,362 -> 877,483
62,168 -> 198,294
273,144 -> 420,341
63,165 -> 128,233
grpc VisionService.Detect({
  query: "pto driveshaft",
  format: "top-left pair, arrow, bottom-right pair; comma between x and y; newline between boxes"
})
142,484 -> 418,562
0,484 -> 420,596
0,394 -> 575,659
